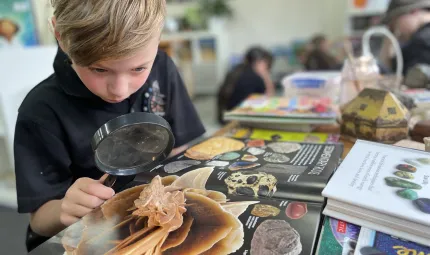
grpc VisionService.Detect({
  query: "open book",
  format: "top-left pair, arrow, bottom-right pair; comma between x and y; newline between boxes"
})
29,136 -> 343,255
135,136 -> 344,254
322,140 -> 430,246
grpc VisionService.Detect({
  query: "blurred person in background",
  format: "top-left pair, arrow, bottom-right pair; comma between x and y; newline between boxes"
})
217,46 -> 274,124
380,0 -> 430,77
304,34 -> 340,71
0,18 -> 20,47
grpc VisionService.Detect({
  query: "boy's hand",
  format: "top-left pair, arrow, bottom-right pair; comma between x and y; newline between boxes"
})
60,175 -> 115,226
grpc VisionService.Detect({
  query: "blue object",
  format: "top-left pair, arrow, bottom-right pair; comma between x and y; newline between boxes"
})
290,78 -> 326,89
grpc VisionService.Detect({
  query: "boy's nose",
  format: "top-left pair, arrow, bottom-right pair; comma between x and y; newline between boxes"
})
108,76 -> 129,97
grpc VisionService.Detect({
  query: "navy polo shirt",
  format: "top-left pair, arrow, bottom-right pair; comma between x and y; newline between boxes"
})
14,48 -> 205,213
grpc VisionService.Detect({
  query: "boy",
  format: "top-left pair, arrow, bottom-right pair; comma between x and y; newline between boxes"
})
14,0 -> 205,250
380,0 -> 430,75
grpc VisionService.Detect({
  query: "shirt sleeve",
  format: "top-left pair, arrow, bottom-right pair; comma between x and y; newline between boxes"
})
164,59 -> 206,147
14,115 -> 73,213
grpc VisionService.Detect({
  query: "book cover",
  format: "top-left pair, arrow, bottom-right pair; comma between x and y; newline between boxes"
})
316,217 -> 361,255
354,227 -> 430,255
0,0 -> 38,47
322,140 -> 430,226
224,94 -> 338,120
228,127 -> 340,144
138,136 -> 344,203
404,89 -> 430,107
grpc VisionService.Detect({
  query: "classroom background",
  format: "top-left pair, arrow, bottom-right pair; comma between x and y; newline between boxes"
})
0,0 -> 395,254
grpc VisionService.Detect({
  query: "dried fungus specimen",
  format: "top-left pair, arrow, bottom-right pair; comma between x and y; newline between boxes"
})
132,176 -> 186,232
62,168 -> 256,255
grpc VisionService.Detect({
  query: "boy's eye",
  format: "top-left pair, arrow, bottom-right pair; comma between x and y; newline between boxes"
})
90,68 -> 107,73
133,67 -> 146,72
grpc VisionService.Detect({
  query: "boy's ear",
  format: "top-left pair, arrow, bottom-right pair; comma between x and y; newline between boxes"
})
50,17 -> 66,52
51,17 -> 61,41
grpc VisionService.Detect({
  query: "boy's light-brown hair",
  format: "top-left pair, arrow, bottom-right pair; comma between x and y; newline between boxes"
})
51,0 -> 166,66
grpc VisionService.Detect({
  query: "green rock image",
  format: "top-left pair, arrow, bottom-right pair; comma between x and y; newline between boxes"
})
404,159 -> 420,166
417,158 -> 430,165
384,177 -> 422,190
396,189 -> 418,200
394,171 -> 414,180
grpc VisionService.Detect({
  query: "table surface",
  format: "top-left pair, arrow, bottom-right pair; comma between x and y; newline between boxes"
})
29,123 -> 424,254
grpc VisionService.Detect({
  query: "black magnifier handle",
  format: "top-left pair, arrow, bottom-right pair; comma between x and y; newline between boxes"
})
101,174 -> 117,188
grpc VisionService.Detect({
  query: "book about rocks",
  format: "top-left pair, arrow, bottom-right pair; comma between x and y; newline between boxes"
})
316,217 -> 361,255
354,227 -> 430,255
138,136 -> 344,203
29,168 -> 323,255
322,140 -> 430,246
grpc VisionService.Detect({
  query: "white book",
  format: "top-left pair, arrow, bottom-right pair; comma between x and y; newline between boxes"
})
322,140 -> 430,246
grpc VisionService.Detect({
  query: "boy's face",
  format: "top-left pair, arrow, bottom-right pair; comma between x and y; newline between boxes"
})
71,35 -> 160,103
391,13 -> 421,43
0,20 -> 18,40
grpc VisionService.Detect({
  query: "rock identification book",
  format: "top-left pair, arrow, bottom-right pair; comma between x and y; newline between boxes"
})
354,227 -> 430,255
322,140 -> 430,246
29,136 -> 343,255
139,136 -> 344,203
133,136 -> 344,254
29,170 -> 324,255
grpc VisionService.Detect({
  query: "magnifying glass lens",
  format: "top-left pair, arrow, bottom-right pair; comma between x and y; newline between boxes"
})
95,124 -> 170,169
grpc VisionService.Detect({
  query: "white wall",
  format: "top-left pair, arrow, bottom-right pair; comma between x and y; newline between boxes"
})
32,0 -> 347,54
31,0 -> 55,45
224,0 -> 347,54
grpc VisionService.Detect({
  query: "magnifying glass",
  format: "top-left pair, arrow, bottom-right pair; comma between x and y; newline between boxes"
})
91,112 -> 175,187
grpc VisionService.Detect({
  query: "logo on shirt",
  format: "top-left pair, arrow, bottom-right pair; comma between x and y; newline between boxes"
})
143,80 -> 165,116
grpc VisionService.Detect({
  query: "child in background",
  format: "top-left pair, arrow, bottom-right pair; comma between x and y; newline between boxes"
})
304,34 -> 340,71
217,47 -> 275,124
14,0 -> 205,251
380,0 -> 430,76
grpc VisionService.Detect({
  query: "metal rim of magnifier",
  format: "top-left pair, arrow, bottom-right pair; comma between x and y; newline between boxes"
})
91,112 -> 175,176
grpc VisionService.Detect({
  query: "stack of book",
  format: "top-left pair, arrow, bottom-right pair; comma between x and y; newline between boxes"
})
319,140 -> 430,254
223,94 -> 339,132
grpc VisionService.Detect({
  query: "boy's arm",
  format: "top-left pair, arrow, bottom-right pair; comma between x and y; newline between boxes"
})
14,116 -> 71,236
30,200 -> 64,237
30,175 -> 114,237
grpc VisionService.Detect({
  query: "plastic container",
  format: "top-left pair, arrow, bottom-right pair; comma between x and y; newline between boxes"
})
282,72 -> 342,102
